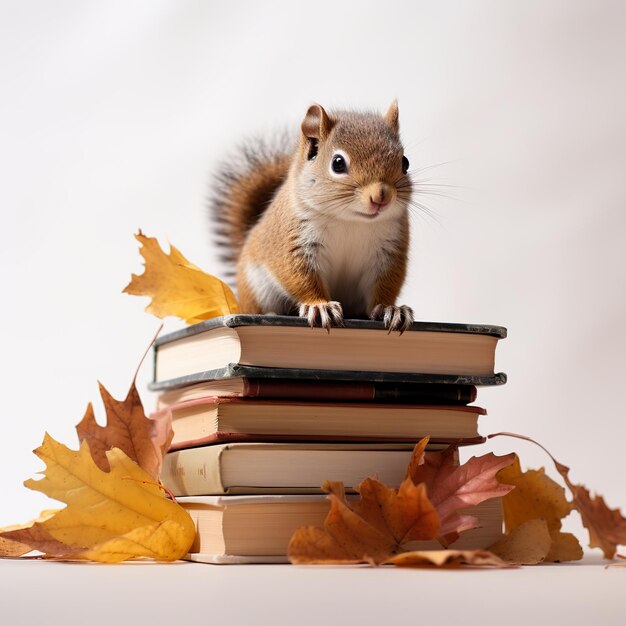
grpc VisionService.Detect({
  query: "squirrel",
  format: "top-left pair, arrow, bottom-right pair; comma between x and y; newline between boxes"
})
210,101 -> 414,332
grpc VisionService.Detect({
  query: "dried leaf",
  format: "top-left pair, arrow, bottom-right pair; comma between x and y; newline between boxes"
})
289,495 -> 392,564
495,454 -> 583,563
489,518 -> 552,564
353,478 -> 440,544
124,230 -> 239,324
0,510 -> 58,557
490,432 -> 626,559
0,537 -> 31,558
410,445 -> 515,542
290,439 -> 519,566
0,434 -> 195,562
384,549 -> 510,568
402,436 -> 431,482
546,530 -> 584,563
76,380 -> 172,481
497,455 -> 572,533
289,473 -> 440,564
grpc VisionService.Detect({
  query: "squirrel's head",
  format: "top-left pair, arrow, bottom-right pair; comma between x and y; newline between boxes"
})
294,102 -> 411,223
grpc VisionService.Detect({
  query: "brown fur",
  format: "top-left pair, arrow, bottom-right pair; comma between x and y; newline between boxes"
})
211,102 -> 413,328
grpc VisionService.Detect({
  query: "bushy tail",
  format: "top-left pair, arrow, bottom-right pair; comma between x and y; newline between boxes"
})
210,134 -> 293,273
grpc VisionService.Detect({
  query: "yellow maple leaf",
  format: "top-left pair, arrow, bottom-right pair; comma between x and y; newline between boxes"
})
124,230 -> 239,324
0,434 -> 195,562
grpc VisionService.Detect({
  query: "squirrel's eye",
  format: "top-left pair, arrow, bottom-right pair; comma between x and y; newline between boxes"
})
402,156 -> 409,175
331,154 -> 348,174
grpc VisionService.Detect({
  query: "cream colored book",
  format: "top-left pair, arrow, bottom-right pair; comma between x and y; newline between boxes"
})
179,494 -> 504,564
161,442 -> 448,496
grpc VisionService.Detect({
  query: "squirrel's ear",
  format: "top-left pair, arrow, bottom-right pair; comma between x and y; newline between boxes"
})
301,104 -> 333,141
385,100 -> 400,133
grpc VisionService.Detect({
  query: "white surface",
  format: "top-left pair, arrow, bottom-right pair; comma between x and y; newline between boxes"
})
1,0 -> 625,555
1,557 -> 624,626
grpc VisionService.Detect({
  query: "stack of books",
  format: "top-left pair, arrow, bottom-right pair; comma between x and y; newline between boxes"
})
154,314 -> 507,563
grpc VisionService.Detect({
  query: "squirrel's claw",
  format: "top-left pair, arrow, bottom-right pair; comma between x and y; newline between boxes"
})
370,304 -> 414,334
299,301 -> 344,332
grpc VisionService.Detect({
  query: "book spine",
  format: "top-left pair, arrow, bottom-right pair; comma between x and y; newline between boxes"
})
242,379 -> 476,405
161,446 -> 228,496
244,379 -> 374,400
373,383 -> 477,404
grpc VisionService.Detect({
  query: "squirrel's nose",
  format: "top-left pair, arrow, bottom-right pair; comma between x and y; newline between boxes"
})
367,183 -> 394,210
370,186 -> 387,206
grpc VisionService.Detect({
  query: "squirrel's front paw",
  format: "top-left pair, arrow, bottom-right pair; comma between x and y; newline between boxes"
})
370,304 -> 414,333
299,301 -> 344,331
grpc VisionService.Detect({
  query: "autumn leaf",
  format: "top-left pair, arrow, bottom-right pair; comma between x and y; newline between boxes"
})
497,455 -> 571,532
0,434 -> 195,562
76,380 -> 172,481
384,549 -> 510,568
0,510 -> 57,557
353,478 -> 440,544
289,492 -> 395,564
489,518 -> 553,564
490,432 -> 626,559
408,443 -> 516,545
496,454 -> 582,563
289,440 -> 442,566
124,230 -> 239,324
289,477 -> 439,565
545,530 -> 584,563
0,535 -> 31,558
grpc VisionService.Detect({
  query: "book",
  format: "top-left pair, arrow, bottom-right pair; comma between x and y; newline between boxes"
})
161,442 -> 448,496
151,314 -> 507,389
154,398 -> 486,450
155,378 -> 478,408
179,494 -> 504,564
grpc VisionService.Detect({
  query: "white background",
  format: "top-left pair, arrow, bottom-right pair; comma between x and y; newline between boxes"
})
1,0 -> 625,557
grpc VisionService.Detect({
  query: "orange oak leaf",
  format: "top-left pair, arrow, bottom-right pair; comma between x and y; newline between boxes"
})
76,380 -> 172,481
402,436 -> 431,481
289,492 -> 395,564
384,549 -> 510,568
289,451 -> 441,565
124,230 -> 239,324
409,444 -> 515,545
352,478 -> 440,545
490,432 -> 626,559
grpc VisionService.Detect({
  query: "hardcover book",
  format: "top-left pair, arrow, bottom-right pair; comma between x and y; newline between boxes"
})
155,378 -> 478,407
153,397 -> 486,450
161,442 -> 449,496
179,494 -> 504,564
151,314 -> 507,390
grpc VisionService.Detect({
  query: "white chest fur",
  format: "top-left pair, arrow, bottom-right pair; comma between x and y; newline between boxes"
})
304,217 -> 402,317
